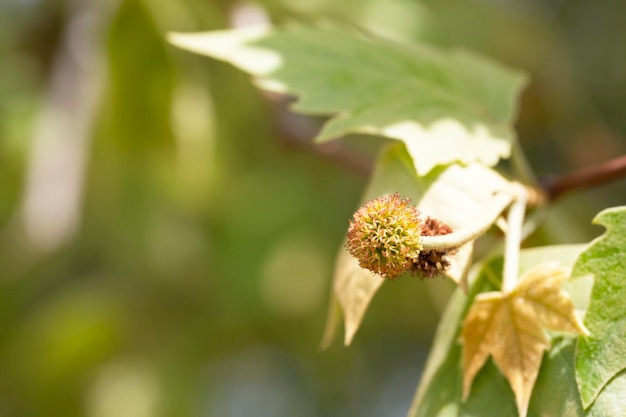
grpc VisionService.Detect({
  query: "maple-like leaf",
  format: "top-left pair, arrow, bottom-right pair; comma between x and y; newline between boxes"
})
168,24 -> 526,175
574,206 -> 626,408
462,263 -> 589,417
407,244 -> 591,417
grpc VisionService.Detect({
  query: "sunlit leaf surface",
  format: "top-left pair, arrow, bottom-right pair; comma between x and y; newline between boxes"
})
574,206 -> 626,408
169,24 -> 526,175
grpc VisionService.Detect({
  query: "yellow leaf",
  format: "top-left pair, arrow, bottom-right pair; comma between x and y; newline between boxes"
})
512,264 -> 589,335
461,264 -> 589,417
334,250 -> 384,345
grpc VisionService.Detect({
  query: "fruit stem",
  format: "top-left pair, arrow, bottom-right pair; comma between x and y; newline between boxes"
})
420,192 -> 513,251
502,185 -> 527,293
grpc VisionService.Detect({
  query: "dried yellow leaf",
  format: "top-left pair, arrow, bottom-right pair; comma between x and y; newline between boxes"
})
461,264 -> 589,417
334,250 -> 384,345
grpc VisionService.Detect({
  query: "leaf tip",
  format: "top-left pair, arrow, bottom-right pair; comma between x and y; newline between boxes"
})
166,32 -> 187,47
516,400 -> 529,417
166,31 -> 211,54
461,379 -> 472,402
319,295 -> 341,351
343,327 -> 356,346
339,310 -> 359,348
578,320 -> 591,338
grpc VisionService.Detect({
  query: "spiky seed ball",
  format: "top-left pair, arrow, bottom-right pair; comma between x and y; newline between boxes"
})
345,193 -> 422,279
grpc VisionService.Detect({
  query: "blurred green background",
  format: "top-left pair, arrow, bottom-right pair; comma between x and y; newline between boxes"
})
0,0 -> 625,416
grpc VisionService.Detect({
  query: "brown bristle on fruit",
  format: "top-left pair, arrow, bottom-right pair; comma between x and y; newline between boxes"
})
412,216 -> 454,279
420,216 -> 453,237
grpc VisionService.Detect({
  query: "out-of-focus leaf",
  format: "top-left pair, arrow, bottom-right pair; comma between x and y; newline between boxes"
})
408,244 -> 589,417
462,264 -> 588,417
574,206 -> 626,408
319,288 -> 343,351
327,143 -> 513,345
332,249 -> 385,346
168,24 -> 527,175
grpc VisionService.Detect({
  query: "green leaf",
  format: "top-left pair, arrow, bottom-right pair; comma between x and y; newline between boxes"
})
330,143 -> 513,345
168,24 -> 527,175
408,244 -> 589,417
529,338 -> 586,417
530,337 -> 626,417
574,206 -> 626,408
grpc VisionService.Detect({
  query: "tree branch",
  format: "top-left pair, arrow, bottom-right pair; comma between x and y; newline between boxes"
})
263,92 -> 626,200
540,154 -> 626,201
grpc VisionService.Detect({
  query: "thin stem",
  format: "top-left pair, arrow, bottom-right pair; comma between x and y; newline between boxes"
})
541,154 -> 626,201
420,227 -> 492,251
502,188 -> 527,293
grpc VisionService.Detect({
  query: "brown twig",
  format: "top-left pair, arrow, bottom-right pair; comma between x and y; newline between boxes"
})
540,154 -> 626,201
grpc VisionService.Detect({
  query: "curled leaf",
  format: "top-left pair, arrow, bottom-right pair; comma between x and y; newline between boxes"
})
334,250 -> 385,345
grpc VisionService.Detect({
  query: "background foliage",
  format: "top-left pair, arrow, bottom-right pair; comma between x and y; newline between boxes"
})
1,0 -> 625,416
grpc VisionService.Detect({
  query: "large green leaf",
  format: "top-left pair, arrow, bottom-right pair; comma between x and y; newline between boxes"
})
531,337 -> 626,417
168,24 -> 527,175
327,143 -> 513,346
408,244 -> 590,417
574,206 -> 626,408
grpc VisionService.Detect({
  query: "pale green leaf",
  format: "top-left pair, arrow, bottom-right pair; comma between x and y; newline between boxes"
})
331,143 -> 513,345
574,206 -> 626,408
333,249 -> 385,346
168,24 -> 527,175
